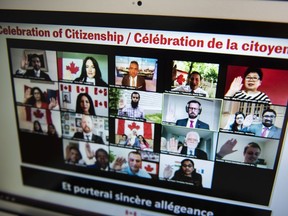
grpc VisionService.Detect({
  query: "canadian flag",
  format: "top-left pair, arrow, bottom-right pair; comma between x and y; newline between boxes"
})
61,58 -> 83,80
60,84 -> 72,92
94,87 -> 108,96
76,86 -> 89,93
116,119 -> 153,139
26,107 -> 52,125
142,161 -> 158,175
94,100 -> 108,108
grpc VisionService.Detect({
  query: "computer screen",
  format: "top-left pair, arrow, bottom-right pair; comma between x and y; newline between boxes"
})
0,0 -> 287,215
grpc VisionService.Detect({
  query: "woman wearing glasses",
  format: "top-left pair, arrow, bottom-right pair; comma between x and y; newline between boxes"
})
225,67 -> 271,104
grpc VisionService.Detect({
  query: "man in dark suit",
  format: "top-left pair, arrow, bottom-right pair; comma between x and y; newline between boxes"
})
248,108 -> 282,139
176,100 -> 209,129
73,115 -> 104,144
121,61 -> 146,91
22,54 -> 52,81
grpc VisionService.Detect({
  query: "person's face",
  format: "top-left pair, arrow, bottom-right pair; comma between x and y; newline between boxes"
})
80,96 -> 90,114
48,125 -> 55,134
235,114 -> 244,125
244,72 -> 261,91
262,111 -> 276,127
128,153 -> 142,174
33,89 -> 41,101
81,116 -> 93,133
187,102 -> 200,119
189,74 -> 201,90
31,57 -> 41,70
85,59 -> 96,78
181,161 -> 194,176
70,149 -> 80,163
244,147 -> 261,164
131,94 -> 140,103
186,133 -> 199,149
34,122 -> 40,131
96,151 -> 108,167
129,63 -> 139,78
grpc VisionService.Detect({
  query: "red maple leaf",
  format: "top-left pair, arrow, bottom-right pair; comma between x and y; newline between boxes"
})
176,74 -> 185,85
66,61 -> 79,74
128,122 -> 140,131
33,109 -> 44,118
144,164 -> 154,172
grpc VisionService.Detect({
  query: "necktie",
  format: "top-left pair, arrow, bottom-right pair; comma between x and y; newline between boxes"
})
132,78 -> 136,87
86,135 -> 90,141
190,120 -> 194,128
189,150 -> 193,156
261,127 -> 269,137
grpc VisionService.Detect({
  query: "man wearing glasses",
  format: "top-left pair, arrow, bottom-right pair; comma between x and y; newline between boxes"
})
224,67 -> 271,104
176,100 -> 210,129
248,108 -> 282,139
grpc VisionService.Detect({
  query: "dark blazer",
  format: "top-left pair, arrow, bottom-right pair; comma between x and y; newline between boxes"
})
24,70 -> 52,81
73,132 -> 104,144
121,75 -> 146,91
180,146 -> 208,160
176,118 -> 210,130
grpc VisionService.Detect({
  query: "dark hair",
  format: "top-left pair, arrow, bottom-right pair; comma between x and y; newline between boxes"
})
122,134 -> 128,139
131,91 -> 140,99
67,145 -> 82,161
31,54 -> 41,60
95,148 -> 108,158
33,120 -> 43,132
75,93 -> 96,115
244,67 -> 263,81
262,108 -> 277,117
173,159 -> 197,176
231,111 -> 246,131
130,60 -> 139,68
185,100 -> 202,113
78,56 -> 103,82
190,71 -> 202,80
26,87 -> 46,105
128,151 -> 142,159
181,158 -> 195,168
47,123 -> 58,137
243,142 -> 261,154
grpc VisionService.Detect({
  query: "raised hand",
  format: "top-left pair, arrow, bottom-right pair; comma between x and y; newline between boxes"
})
85,143 -> 94,159
112,157 -> 126,171
217,138 -> 238,158
167,137 -> 180,153
225,76 -> 243,97
163,165 -> 173,179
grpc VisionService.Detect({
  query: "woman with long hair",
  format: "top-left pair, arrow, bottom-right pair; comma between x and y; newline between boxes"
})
229,111 -> 248,132
74,56 -> 108,87
75,93 -> 96,115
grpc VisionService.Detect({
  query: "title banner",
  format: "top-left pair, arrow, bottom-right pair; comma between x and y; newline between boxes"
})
1,23 -> 288,59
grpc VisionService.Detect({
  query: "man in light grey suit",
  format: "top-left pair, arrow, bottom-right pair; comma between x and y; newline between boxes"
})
248,109 -> 282,139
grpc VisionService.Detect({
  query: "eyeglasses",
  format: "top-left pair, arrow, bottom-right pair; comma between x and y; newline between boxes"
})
186,138 -> 198,142
188,107 -> 199,111
236,117 -> 244,120
263,115 -> 276,119
245,76 -> 260,81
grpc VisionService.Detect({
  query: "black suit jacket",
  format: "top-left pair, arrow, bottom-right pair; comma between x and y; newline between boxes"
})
73,132 -> 104,144
180,146 -> 208,160
121,75 -> 146,91
176,118 -> 210,130
24,70 -> 52,81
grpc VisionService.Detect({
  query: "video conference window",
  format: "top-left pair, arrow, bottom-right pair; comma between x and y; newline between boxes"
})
170,60 -> 219,98
109,146 -> 159,179
10,48 -> 58,82
114,118 -> 155,151
220,100 -> 286,139
59,83 -> 108,117
159,154 -> 214,189
13,78 -> 59,110
216,133 -> 279,169
162,94 -> 222,131
57,52 -> 108,87
160,125 -> 217,161
17,105 -> 61,137
63,139 -> 109,170
114,56 -> 158,92
61,112 -> 109,145
109,88 -> 163,123
224,65 -> 288,105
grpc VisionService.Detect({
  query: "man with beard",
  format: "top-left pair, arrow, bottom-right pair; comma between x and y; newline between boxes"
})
118,92 -> 144,119
17,53 -> 52,81
176,100 -> 209,129
248,109 -> 281,139
73,115 -> 104,144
